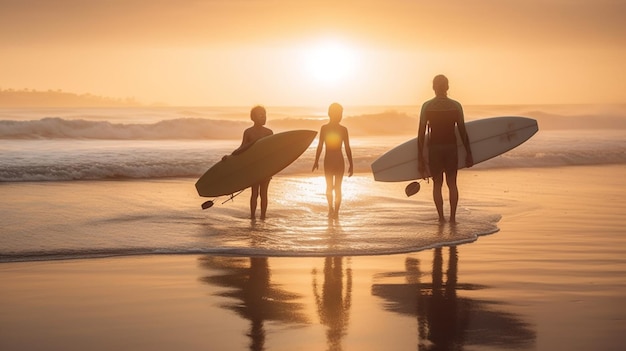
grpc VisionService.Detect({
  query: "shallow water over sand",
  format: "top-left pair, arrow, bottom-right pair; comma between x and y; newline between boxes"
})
0,174 -> 500,261
2,166 -> 626,351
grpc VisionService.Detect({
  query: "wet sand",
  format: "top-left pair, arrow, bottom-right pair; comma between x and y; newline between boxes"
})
1,165 -> 626,351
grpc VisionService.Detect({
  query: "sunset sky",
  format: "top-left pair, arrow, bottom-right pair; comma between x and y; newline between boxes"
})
1,0 -> 625,106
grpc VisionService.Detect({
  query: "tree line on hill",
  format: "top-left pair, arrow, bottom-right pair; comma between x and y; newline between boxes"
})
0,88 -> 141,107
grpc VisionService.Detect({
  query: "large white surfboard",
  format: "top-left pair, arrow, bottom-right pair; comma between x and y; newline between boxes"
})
196,130 -> 317,197
371,116 -> 538,182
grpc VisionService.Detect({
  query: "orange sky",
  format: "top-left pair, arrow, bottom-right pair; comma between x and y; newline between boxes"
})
1,0 -> 625,106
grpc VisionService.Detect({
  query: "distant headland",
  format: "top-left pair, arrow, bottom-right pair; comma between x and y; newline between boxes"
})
0,89 -> 145,107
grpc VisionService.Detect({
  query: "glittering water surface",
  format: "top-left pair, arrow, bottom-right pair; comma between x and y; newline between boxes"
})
0,175 -> 500,262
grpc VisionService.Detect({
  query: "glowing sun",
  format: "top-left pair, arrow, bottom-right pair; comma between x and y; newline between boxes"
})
303,40 -> 358,84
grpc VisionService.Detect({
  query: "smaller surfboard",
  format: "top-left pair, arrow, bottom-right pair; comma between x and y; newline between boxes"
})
196,130 -> 317,197
371,116 -> 538,182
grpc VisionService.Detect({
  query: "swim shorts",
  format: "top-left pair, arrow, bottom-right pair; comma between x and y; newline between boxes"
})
428,143 -> 458,176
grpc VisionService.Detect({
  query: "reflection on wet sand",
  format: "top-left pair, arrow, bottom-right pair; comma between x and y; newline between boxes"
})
313,256 -> 352,351
199,256 -> 308,351
372,225 -> 536,350
197,220 -> 534,350
312,218 -> 353,351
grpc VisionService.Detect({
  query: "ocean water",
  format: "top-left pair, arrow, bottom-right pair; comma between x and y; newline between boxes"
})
1,104 -> 625,262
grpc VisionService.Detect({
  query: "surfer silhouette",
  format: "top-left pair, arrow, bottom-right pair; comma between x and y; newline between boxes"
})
417,75 -> 473,223
225,105 -> 273,220
312,103 -> 354,218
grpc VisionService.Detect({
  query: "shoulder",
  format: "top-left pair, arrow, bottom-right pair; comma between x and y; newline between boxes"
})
450,99 -> 463,110
447,98 -> 463,111
242,127 -> 254,138
421,97 -> 436,110
421,97 -> 444,116
424,97 -> 463,112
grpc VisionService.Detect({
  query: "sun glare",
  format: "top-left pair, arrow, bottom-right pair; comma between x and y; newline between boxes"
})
303,40 -> 358,85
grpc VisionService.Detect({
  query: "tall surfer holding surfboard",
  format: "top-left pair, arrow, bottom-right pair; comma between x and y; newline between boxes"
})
312,103 -> 354,219
225,105 -> 273,220
418,75 -> 473,223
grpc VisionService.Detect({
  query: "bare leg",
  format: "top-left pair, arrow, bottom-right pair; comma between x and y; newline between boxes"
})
250,184 -> 260,219
432,173 -> 445,222
325,173 -> 334,217
446,171 -> 459,223
333,173 -> 344,218
259,179 -> 270,220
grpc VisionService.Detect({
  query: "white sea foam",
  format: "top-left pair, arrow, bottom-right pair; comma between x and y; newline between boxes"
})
0,175 -> 501,262
1,104 -> 625,139
1,129 -> 624,182
1,105 -> 625,182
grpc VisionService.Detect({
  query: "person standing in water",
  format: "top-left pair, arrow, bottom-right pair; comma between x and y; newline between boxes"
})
312,103 -> 354,218
224,105 -> 273,220
417,75 -> 473,223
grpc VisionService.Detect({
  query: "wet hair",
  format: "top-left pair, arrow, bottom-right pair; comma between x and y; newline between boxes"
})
433,74 -> 449,93
250,105 -> 266,120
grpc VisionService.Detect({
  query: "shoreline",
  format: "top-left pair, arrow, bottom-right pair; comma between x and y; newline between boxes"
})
2,165 -> 626,350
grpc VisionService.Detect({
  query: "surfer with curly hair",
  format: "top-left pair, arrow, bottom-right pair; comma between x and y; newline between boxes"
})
418,75 -> 473,223
312,102 -> 354,218
227,105 -> 273,220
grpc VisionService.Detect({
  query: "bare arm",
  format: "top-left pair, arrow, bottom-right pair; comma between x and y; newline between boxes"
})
231,127 -> 272,156
417,106 -> 428,173
343,126 -> 354,176
312,126 -> 325,171
231,130 -> 253,155
457,112 -> 473,167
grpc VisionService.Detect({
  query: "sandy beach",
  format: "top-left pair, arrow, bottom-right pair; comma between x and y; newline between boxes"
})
2,165 -> 626,351
3,0 -> 625,349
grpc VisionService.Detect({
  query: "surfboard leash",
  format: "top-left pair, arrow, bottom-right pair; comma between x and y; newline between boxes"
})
201,189 -> 246,210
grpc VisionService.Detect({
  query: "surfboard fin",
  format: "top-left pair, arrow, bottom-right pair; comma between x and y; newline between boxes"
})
405,181 -> 421,197
201,200 -> 214,210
